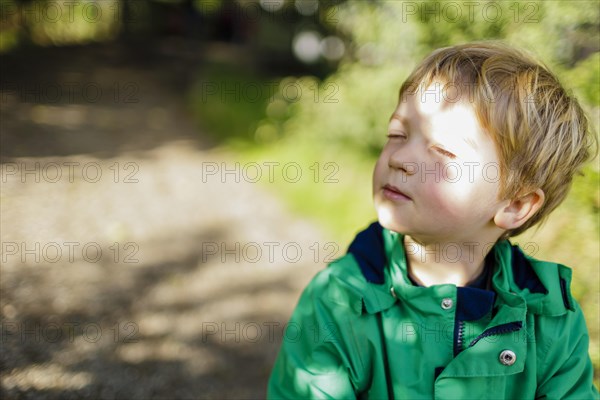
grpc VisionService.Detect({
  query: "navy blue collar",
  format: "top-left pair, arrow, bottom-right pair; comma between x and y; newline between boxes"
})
347,221 -> 546,294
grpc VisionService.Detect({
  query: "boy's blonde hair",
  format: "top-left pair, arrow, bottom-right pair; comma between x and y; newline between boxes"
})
399,41 -> 598,238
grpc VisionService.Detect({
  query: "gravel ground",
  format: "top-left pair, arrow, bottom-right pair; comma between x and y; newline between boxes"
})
1,42 -> 330,399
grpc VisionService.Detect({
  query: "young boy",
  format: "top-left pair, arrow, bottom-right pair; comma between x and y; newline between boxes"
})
267,42 -> 599,399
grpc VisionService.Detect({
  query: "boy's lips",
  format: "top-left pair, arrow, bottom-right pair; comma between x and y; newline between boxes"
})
383,184 -> 412,201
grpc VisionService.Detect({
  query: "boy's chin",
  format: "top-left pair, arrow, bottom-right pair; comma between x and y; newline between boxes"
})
378,221 -> 406,235
375,213 -> 423,239
375,210 -> 405,234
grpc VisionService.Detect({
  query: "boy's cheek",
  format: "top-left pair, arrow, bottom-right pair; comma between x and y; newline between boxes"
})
372,159 -> 388,186
426,184 -> 474,217
440,162 -> 461,182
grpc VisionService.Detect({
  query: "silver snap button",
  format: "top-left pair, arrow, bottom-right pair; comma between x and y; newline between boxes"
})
441,298 -> 453,310
499,350 -> 516,366
390,286 -> 397,299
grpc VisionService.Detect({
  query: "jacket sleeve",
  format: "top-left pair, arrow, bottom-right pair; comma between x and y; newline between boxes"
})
535,302 -> 599,399
267,270 -> 359,399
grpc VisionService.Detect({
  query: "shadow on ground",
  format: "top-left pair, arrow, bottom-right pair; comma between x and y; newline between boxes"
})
1,40 -> 329,399
1,228 -> 300,399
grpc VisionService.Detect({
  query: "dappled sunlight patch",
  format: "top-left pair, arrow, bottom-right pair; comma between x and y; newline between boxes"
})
29,104 -> 87,129
2,363 -> 93,392
117,340 -> 203,364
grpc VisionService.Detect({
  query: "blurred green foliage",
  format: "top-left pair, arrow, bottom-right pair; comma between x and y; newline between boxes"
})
0,0 -> 122,51
189,64 -> 273,146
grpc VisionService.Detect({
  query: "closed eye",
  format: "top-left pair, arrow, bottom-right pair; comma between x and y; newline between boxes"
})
435,147 -> 456,159
387,131 -> 407,139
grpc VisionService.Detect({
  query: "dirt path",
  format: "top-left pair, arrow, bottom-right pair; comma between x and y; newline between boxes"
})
1,41 -> 330,399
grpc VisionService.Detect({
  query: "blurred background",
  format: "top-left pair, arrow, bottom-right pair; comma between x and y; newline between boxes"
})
0,0 -> 598,398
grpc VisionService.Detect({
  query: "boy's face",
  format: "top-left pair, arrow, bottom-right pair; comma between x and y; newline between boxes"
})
372,81 -> 506,243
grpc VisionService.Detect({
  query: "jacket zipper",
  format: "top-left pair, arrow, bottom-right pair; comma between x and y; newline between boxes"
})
456,320 -> 465,355
468,321 -> 523,348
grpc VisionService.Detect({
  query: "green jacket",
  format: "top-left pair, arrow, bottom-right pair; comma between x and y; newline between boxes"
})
268,222 -> 598,399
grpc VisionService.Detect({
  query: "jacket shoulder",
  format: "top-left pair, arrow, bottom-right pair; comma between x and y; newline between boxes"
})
302,253 -> 366,314
300,250 -> 396,316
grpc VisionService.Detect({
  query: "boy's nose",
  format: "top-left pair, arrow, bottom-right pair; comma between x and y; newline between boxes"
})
388,151 -> 417,176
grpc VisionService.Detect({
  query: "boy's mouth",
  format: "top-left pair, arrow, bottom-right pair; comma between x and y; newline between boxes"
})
383,184 -> 412,201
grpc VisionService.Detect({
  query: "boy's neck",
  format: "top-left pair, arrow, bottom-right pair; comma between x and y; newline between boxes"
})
402,234 -> 494,287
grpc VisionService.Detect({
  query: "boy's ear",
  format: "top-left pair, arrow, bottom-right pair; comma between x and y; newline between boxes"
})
494,189 -> 545,230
